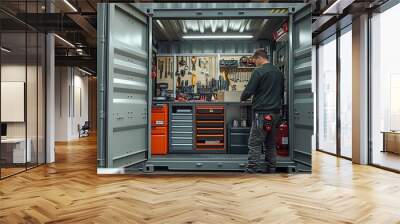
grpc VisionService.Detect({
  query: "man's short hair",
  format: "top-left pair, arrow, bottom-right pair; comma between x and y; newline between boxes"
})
253,48 -> 269,60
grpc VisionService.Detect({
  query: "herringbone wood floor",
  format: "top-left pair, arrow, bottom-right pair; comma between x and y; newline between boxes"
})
1,135 -> 400,224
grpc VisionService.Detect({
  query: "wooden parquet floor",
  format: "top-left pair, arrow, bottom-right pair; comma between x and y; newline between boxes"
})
1,135 -> 400,224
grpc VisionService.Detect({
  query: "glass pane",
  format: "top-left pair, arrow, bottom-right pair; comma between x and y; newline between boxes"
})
27,31 -> 38,169
371,4 -> 400,171
340,29 -> 352,158
38,33 -> 45,165
318,36 -> 337,154
1,31 -> 27,177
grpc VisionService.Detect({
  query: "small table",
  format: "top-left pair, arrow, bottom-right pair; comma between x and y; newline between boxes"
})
381,131 -> 400,154
1,138 -> 32,164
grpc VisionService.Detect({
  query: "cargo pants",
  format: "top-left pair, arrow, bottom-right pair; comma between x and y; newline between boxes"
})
247,112 -> 281,172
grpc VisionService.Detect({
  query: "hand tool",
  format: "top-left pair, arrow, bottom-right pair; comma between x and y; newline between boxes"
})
176,56 -> 180,78
179,56 -> 186,66
205,58 -> 210,77
177,76 -> 181,88
191,56 -> 196,71
158,59 -> 164,79
184,56 -> 189,73
181,68 -> 185,77
191,72 -> 197,86
165,58 -> 169,79
170,57 -> 174,78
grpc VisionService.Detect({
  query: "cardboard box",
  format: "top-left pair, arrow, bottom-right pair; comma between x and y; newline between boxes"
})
216,91 -> 243,102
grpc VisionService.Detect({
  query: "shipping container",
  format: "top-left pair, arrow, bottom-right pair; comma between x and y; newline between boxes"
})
97,3 -> 313,174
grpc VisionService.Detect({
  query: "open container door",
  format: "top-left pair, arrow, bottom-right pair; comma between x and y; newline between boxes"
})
97,3 -> 151,170
289,5 -> 313,172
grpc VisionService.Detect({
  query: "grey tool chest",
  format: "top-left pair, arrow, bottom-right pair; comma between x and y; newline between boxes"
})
228,126 -> 250,154
169,105 -> 195,153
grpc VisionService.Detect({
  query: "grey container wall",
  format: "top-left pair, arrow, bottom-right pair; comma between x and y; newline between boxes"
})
97,3 -> 151,169
97,3 -> 313,173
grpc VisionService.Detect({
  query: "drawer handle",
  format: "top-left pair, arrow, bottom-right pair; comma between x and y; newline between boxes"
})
171,144 -> 192,146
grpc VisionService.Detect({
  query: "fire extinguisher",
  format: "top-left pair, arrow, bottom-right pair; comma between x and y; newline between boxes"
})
276,120 -> 289,156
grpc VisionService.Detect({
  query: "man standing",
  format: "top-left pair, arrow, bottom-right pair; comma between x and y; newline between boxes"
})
240,49 -> 284,173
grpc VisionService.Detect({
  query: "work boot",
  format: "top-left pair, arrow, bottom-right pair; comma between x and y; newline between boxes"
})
245,168 -> 257,174
264,166 -> 276,173
245,165 -> 257,174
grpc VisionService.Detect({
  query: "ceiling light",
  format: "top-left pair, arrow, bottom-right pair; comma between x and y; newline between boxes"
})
322,0 -> 350,15
54,34 -> 75,48
63,0 -> 78,12
78,67 -> 92,76
182,35 -> 253,40
1,47 -> 11,53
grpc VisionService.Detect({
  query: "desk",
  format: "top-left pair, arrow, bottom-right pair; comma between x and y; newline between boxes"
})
382,131 -> 400,154
1,138 -> 32,163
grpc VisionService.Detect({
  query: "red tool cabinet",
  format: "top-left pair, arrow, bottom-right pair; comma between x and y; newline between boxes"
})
151,104 -> 168,155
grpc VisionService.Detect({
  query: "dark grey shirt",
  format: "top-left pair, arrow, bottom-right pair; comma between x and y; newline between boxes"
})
240,63 -> 284,112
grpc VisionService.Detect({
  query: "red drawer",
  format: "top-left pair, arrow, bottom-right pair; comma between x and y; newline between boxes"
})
152,126 -> 167,135
152,104 -> 168,126
151,134 -> 168,155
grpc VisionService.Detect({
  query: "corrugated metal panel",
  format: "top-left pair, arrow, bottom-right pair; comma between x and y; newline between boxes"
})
99,3 -> 149,168
289,5 -> 313,172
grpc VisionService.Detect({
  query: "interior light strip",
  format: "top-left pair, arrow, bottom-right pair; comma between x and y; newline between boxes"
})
323,0 -> 344,14
182,35 -> 253,40
54,34 -> 75,48
63,0 -> 78,12
1,47 -> 11,53
78,67 -> 92,76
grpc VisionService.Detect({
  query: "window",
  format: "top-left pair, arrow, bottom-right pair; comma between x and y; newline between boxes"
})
339,27 -> 352,158
370,3 -> 400,171
318,35 -> 337,154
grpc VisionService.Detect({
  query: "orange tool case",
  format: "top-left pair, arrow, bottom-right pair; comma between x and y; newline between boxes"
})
151,104 -> 169,155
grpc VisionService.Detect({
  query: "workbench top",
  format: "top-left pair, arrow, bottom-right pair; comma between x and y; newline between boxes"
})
153,101 -> 252,106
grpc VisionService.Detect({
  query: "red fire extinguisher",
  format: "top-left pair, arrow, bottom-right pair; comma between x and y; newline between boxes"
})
276,120 -> 289,156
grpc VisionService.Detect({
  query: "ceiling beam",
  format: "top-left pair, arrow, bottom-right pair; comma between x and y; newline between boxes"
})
67,14 -> 97,46
55,55 -> 96,71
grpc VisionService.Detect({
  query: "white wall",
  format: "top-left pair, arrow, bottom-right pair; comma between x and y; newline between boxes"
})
55,67 -> 89,141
